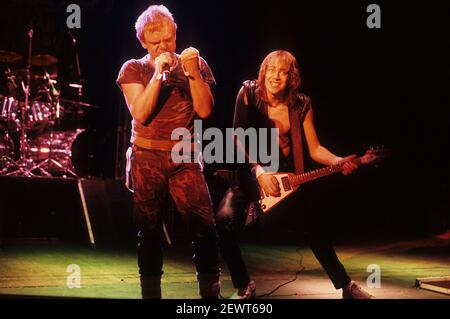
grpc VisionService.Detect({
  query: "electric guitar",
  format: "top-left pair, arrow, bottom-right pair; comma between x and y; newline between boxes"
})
213,147 -> 390,226
257,147 -> 390,214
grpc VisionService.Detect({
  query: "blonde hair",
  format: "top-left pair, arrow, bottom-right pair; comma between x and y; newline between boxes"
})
256,50 -> 301,106
135,5 -> 177,43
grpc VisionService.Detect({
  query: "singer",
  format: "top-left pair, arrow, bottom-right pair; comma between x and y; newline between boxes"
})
116,5 -> 220,298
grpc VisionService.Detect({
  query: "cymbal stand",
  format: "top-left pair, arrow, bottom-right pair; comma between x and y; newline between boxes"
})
4,29 -> 37,177
0,93 -> 16,170
69,31 -> 84,126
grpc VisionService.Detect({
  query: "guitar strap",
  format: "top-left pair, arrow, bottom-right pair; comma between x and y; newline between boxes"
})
243,80 -> 306,174
289,100 -> 305,174
243,80 -> 257,111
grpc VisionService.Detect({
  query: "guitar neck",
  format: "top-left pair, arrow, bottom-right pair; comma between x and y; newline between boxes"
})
289,158 -> 362,187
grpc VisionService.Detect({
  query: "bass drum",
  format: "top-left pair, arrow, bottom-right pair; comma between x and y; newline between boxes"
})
70,129 -> 101,178
26,129 -> 100,178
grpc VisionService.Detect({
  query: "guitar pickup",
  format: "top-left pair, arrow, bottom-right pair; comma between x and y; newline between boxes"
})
281,176 -> 291,191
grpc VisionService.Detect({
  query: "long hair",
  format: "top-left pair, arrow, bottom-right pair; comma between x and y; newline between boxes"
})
255,50 -> 301,108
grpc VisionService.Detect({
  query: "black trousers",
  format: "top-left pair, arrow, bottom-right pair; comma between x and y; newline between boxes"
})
214,184 -> 351,290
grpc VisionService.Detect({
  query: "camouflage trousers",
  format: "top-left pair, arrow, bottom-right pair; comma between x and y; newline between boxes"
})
130,145 -> 220,278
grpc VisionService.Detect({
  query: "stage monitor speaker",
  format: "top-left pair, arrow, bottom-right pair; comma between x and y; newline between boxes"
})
0,177 -> 136,248
0,176 -> 92,245
78,178 -> 134,248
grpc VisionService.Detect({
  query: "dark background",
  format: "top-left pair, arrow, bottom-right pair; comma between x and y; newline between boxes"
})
0,0 -> 448,242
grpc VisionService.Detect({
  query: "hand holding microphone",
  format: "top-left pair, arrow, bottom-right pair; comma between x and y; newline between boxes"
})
161,63 -> 170,84
154,52 -> 176,85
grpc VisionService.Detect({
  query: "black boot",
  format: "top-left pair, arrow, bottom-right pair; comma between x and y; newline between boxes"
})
140,275 -> 162,299
197,273 -> 221,299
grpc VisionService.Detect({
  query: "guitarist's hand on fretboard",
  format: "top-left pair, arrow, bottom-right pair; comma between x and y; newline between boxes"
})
333,154 -> 358,175
257,173 -> 281,197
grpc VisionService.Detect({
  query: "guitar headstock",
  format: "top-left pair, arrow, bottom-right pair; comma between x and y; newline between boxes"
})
360,146 -> 391,165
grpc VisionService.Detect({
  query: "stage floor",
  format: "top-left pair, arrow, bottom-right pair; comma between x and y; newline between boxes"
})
0,235 -> 448,299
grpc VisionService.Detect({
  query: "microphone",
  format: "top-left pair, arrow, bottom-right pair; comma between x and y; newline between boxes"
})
162,63 -> 170,85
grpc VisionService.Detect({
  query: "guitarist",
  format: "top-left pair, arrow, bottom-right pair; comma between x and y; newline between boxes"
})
215,50 -> 373,299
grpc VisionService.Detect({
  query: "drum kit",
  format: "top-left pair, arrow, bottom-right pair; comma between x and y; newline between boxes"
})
0,30 -> 98,178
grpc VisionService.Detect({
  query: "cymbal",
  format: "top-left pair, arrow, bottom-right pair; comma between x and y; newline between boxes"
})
13,68 -> 58,79
30,54 -> 58,66
11,68 -> 34,78
0,50 -> 22,63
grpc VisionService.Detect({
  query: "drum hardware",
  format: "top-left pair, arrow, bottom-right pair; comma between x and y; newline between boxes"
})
26,138 -> 76,178
3,29 -> 37,177
1,96 -> 21,131
0,30 -> 98,179
26,129 -> 85,178
68,31 -> 82,97
2,31 -> 64,177
1,52 -> 21,99
59,97 -> 100,109
4,67 -> 18,90
0,131 -> 15,169
68,30 -> 86,129
25,97 -> 79,178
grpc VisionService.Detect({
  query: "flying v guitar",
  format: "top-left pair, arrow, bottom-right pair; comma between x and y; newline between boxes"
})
244,147 -> 390,225
213,147 -> 390,226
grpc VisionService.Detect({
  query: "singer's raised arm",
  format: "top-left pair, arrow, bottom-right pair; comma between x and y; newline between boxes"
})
180,47 -> 215,118
187,72 -> 214,118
